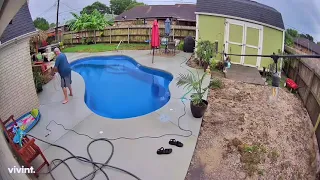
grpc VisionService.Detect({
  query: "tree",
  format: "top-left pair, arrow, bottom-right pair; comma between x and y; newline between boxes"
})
286,29 -> 298,38
33,17 -> 49,31
110,0 -> 137,15
69,10 -> 111,44
299,34 -> 314,42
285,31 -> 294,47
81,1 -> 110,15
49,23 -> 56,28
126,2 -> 145,11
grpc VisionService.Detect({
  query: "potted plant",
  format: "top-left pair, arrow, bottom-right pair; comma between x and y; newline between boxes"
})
33,72 -> 44,93
176,72 -> 212,118
196,40 -> 215,72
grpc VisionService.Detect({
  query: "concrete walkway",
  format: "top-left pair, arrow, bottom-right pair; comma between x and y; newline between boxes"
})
29,50 -> 210,180
225,64 -> 266,85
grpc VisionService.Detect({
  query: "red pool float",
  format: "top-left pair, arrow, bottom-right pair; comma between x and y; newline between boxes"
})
285,78 -> 298,91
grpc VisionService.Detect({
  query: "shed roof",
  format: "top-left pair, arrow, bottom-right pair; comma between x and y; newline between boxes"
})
294,38 -> 320,55
115,4 -> 196,22
0,2 -> 35,43
196,0 -> 285,30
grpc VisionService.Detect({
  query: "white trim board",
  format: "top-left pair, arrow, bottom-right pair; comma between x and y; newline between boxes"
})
195,12 -> 285,32
195,14 -> 199,58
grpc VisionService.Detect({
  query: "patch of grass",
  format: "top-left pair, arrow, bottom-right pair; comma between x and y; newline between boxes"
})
210,78 -> 223,89
62,43 -> 152,53
268,149 -> 280,163
238,143 -> 267,176
258,169 -> 264,176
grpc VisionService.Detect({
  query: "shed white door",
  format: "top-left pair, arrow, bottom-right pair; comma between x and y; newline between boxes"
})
224,19 -> 263,68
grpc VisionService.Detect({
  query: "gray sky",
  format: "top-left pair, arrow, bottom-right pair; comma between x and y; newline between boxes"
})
28,0 -> 320,41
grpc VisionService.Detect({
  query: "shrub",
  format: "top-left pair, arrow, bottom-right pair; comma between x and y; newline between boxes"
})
33,72 -> 45,91
196,40 -> 215,66
210,78 -> 223,89
178,41 -> 184,51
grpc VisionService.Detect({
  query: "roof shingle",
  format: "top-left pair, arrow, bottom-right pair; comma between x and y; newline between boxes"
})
115,4 -> 196,22
0,2 -> 36,43
196,0 -> 285,30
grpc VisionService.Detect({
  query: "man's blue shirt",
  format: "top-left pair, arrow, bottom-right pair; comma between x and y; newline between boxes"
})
55,53 -> 71,77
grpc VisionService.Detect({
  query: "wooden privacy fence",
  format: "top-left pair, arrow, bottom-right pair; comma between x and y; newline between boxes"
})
62,25 -> 196,45
284,46 -> 320,138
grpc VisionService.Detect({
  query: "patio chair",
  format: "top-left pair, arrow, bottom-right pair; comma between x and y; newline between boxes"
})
167,39 -> 180,55
0,115 -> 49,177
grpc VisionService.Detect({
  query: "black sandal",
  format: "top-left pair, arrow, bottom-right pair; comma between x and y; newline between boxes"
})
157,147 -> 172,155
169,139 -> 183,147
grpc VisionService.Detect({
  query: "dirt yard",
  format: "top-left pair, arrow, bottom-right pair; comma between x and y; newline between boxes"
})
186,78 -> 319,180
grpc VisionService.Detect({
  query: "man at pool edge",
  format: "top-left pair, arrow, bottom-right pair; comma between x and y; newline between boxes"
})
52,48 -> 73,104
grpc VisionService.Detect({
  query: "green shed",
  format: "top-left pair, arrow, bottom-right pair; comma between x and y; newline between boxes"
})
196,0 -> 285,70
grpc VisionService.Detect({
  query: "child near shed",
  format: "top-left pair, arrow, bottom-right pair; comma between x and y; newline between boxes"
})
223,56 -> 231,72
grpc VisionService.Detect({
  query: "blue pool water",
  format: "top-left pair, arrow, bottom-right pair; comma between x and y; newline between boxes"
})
70,56 -> 173,119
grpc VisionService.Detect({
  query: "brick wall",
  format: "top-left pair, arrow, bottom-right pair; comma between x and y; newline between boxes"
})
0,37 -> 39,121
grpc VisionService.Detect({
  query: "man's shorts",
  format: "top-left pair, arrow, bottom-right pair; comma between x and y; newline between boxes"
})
61,73 -> 72,88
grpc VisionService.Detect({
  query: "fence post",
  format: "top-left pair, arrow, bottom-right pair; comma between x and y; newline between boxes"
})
173,26 -> 175,40
303,68 -> 315,106
294,59 -> 299,82
286,57 -> 290,76
149,27 -> 151,44
128,27 -> 130,44
109,28 -> 111,44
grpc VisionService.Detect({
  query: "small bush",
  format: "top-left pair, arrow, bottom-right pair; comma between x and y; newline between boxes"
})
210,78 -> 223,89
178,41 -> 184,51
210,59 -> 217,70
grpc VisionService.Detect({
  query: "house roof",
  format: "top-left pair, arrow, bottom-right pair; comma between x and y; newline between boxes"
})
294,37 -> 320,55
196,0 -> 285,30
0,2 -> 35,43
115,4 -> 196,22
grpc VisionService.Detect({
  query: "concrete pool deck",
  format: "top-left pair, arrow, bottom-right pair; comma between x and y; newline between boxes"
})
29,50 -> 210,180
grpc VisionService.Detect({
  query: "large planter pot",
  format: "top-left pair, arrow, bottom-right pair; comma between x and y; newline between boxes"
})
190,100 -> 208,118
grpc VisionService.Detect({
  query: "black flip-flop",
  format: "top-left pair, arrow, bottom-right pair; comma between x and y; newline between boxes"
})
157,147 -> 172,155
169,139 -> 183,147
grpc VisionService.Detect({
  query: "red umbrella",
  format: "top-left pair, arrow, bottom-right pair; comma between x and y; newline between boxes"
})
151,19 -> 160,63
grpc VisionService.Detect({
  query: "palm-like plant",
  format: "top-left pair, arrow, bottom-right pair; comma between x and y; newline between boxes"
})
68,10 -> 111,44
176,72 -> 212,106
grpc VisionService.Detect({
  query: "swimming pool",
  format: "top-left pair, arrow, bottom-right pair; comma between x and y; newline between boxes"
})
70,56 -> 173,119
